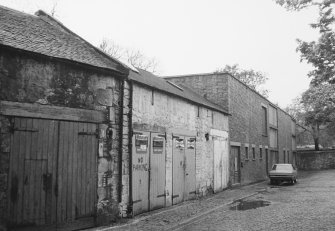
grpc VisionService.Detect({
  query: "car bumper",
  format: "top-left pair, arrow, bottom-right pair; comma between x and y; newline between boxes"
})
269,175 -> 295,181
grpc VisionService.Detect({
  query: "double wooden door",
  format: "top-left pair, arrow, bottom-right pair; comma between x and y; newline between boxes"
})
8,117 -> 98,229
132,132 -> 166,215
172,136 -> 196,205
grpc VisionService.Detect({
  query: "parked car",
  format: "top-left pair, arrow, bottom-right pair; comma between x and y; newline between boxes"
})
269,164 -> 297,185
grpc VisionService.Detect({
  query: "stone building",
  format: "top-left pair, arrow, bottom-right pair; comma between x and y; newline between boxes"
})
0,5 -> 231,229
165,72 -> 296,185
0,6 -> 131,229
127,69 -> 230,215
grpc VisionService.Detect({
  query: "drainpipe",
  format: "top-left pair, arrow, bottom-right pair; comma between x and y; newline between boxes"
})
118,80 -> 124,203
128,80 -> 133,216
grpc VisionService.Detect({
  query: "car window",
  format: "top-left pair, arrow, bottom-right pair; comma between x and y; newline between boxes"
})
272,165 -> 277,170
275,165 -> 293,171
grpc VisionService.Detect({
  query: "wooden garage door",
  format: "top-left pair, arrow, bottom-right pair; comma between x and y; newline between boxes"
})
172,136 -> 196,205
8,118 -> 97,229
149,133 -> 166,210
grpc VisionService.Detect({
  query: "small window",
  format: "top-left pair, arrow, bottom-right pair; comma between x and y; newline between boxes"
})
265,148 -> 268,159
252,147 -> 256,160
135,134 -> 148,154
175,138 -> 185,149
187,138 -> 196,149
259,148 -> 263,159
245,147 -> 249,160
262,106 -> 267,136
283,150 -> 286,163
153,136 -> 164,154
197,106 -> 200,117
151,90 -> 154,105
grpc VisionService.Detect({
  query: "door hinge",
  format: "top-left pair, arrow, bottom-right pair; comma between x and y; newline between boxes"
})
10,125 -> 38,133
78,129 -> 99,137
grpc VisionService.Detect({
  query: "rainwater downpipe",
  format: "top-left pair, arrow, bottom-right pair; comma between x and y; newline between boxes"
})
118,80 -> 124,203
128,80 -> 133,216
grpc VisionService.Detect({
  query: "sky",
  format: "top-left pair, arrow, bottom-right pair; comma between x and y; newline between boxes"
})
0,0 -> 321,107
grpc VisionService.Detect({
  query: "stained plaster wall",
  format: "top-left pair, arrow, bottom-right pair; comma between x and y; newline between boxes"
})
0,49 -> 129,225
131,83 -> 229,208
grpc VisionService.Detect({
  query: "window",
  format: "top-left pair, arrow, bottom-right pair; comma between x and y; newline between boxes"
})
262,106 -> 267,136
245,146 -> 249,160
269,106 -> 278,127
259,148 -> 263,159
283,150 -> 286,163
265,149 -> 268,160
151,90 -> 154,105
269,128 -> 278,148
197,106 -> 200,117
252,147 -> 256,160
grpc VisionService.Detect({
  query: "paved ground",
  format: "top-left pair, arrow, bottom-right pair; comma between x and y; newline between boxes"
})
95,170 -> 335,231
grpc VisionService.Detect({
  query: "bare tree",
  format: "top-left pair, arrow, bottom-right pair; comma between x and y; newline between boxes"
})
216,64 -> 269,98
99,38 -> 159,74
50,1 -> 57,17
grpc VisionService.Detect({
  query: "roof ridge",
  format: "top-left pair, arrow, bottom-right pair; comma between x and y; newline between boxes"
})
0,4 -> 38,18
34,10 -> 129,73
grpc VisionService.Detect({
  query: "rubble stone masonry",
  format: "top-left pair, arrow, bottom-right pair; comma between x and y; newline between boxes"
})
131,83 -> 229,207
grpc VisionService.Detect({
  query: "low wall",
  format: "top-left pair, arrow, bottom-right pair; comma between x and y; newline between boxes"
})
296,149 -> 335,170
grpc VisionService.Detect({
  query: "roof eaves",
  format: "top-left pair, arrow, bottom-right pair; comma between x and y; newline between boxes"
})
129,77 -> 230,115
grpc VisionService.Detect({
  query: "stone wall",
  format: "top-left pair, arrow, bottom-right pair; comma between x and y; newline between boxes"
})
296,150 -> 335,170
0,116 -> 10,222
132,83 -> 229,206
227,76 -> 270,184
0,49 -> 129,225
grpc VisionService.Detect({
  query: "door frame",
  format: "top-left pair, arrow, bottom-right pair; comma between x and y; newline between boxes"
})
230,145 -> 241,185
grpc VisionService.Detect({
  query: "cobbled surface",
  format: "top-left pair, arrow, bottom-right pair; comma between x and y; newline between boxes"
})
176,170 -> 335,231
94,170 -> 335,231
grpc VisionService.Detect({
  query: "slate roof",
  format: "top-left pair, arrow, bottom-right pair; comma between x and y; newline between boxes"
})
129,69 -> 230,115
0,5 -> 127,74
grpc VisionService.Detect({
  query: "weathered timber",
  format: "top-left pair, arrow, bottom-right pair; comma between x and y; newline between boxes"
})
0,101 -> 105,123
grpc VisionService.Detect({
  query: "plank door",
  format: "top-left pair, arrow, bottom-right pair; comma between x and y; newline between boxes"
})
230,146 -> 241,184
149,133 -> 166,210
132,132 -> 150,215
265,149 -> 269,175
213,137 -> 223,192
172,136 -> 185,205
184,137 -> 196,200
56,121 -> 97,228
8,118 -> 58,226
